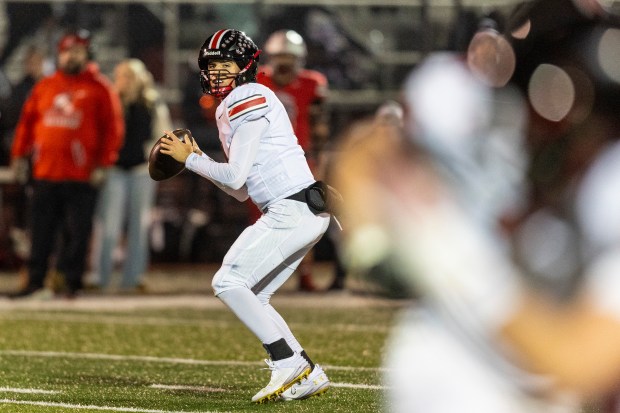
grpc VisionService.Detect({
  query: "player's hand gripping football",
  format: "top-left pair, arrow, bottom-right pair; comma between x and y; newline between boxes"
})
160,130 -> 195,163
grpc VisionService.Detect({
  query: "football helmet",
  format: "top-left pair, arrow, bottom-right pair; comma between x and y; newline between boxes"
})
198,29 -> 260,99
264,30 -> 307,60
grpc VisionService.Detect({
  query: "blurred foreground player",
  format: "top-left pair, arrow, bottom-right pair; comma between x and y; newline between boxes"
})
159,29 -> 331,402
333,0 -> 620,411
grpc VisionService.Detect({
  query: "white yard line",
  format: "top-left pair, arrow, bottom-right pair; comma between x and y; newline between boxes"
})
0,312 -> 391,333
0,350 -> 258,368
0,354 -> 385,413
150,384 -> 226,393
0,350 -> 387,372
0,313 -> 233,328
0,399 -> 225,413
151,382 -> 387,392
332,382 -> 387,390
0,387 -> 60,394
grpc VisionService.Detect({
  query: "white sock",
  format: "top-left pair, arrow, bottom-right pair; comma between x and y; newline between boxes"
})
217,287 -> 282,345
264,304 -> 303,354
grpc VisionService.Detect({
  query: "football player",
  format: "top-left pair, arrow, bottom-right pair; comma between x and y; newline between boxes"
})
333,0 -> 620,411
159,29 -> 330,403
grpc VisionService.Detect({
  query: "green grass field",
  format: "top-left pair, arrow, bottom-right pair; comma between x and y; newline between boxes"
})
0,293 -> 407,413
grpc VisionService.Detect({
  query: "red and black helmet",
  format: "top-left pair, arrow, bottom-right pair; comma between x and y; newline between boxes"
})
198,29 -> 260,99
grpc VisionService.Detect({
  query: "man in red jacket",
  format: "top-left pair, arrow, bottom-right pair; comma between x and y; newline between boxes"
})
10,29 -> 124,298
256,30 -> 329,291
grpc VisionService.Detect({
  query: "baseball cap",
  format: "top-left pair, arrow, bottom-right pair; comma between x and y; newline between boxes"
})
57,30 -> 91,53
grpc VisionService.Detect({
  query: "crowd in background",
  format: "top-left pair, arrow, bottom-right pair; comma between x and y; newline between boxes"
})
0,2 -> 411,295
0,3 -> 395,275
0,1 -> 533,297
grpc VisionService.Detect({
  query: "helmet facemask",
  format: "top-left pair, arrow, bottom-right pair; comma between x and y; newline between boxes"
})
199,54 -> 260,99
200,64 -> 238,99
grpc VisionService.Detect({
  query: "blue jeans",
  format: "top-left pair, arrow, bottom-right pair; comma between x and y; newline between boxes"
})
91,166 -> 156,288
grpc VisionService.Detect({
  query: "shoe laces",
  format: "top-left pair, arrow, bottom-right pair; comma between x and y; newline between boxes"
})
262,359 -> 279,380
263,359 -> 276,371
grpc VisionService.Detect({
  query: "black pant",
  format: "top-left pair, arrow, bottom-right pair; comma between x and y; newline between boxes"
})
28,180 -> 97,292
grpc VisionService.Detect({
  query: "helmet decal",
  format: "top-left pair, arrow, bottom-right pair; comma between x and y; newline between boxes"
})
208,29 -> 231,49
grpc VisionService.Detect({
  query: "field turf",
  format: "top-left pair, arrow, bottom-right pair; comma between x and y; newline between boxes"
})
0,292 -> 406,413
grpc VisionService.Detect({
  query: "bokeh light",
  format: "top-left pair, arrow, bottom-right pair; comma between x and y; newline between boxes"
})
467,30 -> 516,87
597,28 -> 620,84
511,19 -> 531,40
528,64 -> 575,122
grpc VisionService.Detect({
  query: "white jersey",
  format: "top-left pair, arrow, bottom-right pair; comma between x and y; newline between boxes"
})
187,82 -> 314,211
575,141 -> 620,319
386,141 -> 620,413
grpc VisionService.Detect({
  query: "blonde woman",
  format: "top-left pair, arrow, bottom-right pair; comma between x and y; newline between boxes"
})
90,58 -> 171,291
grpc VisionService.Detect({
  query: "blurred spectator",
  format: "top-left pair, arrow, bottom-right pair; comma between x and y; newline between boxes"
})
181,61 -> 220,151
0,3 -> 52,65
1,45 -> 50,164
263,7 -> 376,90
256,29 -> 329,291
333,0 -> 620,411
304,8 -> 377,90
88,58 -> 171,292
170,62 -> 223,262
0,45 -> 49,271
9,29 -> 124,299
0,69 -> 12,166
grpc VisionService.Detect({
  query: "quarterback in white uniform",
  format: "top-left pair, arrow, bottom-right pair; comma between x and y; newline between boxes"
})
161,29 -> 331,403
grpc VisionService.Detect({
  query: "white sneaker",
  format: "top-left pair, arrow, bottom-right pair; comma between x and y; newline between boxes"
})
251,353 -> 310,403
280,364 -> 330,401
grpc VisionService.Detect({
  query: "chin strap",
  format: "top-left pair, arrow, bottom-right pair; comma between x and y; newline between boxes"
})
236,50 -> 261,82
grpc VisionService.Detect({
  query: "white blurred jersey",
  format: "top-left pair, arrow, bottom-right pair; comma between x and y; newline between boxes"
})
385,141 -> 620,413
215,82 -> 314,210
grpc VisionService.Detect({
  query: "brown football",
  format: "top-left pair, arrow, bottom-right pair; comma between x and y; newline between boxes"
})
148,128 -> 195,181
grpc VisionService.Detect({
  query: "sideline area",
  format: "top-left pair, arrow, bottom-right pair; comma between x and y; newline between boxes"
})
0,261 -> 409,310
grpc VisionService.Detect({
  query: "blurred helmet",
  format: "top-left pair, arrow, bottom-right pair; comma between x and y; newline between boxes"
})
198,29 -> 260,99
264,30 -> 307,60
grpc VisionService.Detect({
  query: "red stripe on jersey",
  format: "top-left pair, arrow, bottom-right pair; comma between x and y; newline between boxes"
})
228,97 -> 267,118
209,30 -> 227,49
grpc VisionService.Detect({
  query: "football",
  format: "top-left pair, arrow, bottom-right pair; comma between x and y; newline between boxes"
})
148,128 -> 194,181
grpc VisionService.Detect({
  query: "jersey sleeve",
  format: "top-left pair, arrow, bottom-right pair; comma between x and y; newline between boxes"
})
226,85 -> 269,133
310,71 -> 328,101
